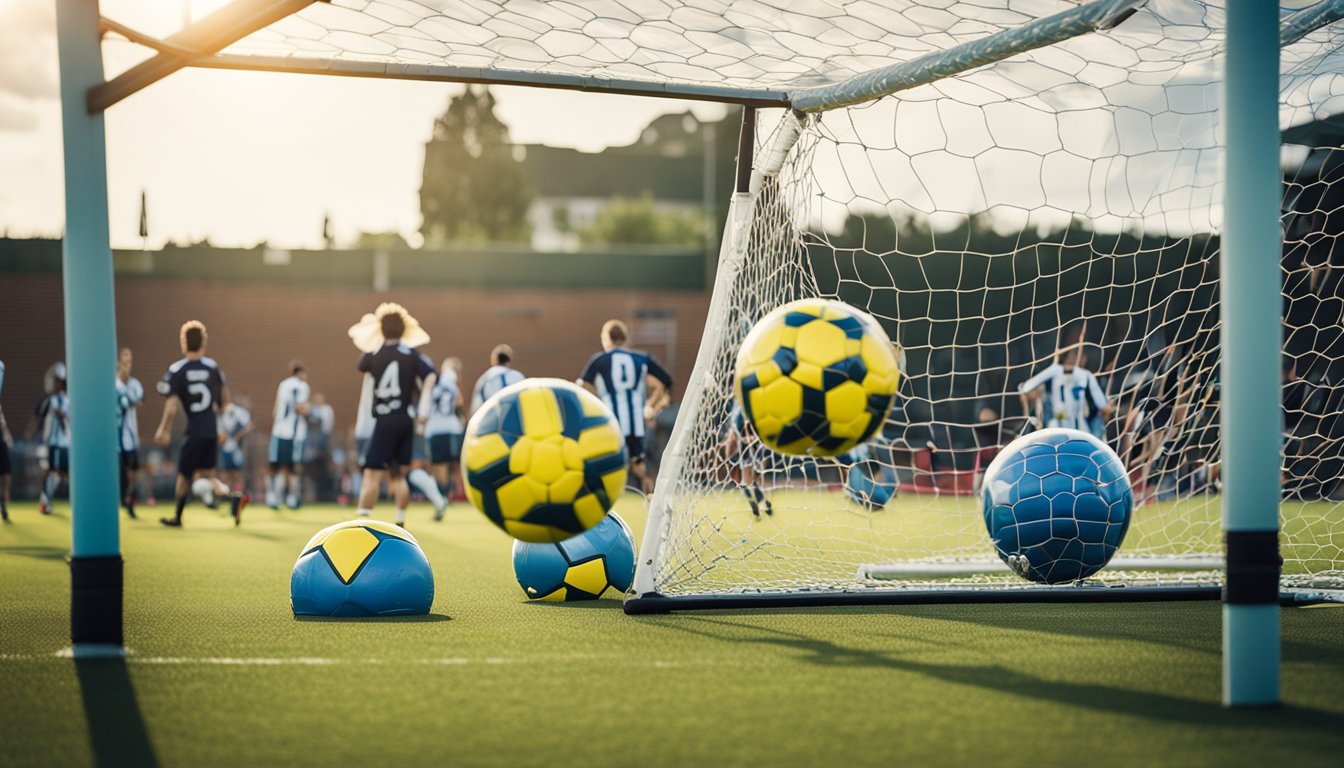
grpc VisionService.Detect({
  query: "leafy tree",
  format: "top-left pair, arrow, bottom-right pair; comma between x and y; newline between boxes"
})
420,87 -> 533,244
579,194 -> 705,248
354,231 -> 410,250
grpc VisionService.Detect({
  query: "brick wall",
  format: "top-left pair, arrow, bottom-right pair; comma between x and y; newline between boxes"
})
0,273 -> 709,446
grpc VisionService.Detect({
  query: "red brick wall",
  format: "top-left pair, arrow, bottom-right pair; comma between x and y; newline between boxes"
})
0,274 -> 708,444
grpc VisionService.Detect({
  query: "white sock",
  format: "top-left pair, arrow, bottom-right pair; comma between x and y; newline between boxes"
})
286,474 -> 301,507
395,507 -> 407,524
408,468 -> 445,511
356,508 -> 372,517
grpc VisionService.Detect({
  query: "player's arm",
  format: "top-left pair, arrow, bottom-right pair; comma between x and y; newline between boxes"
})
155,396 -> 179,446
417,373 -> 438,425
296,384 -> 311,417
454,386 -> 466,419
578,353 -> 603,396
645,359 -> 674,418
1088,373 -> 1113,420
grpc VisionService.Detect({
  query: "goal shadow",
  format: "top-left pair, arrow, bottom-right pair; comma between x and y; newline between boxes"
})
74,656 -> 159,768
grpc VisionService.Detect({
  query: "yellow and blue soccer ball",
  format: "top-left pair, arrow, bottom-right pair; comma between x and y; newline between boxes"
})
511,512 -> 637,601
463,378 -> 628,543
734,298 -> 899,456
981,428 -> 1133,584
290,519 -> 434,616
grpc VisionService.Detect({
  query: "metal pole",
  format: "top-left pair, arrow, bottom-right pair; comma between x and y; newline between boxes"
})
56,0 -> 123,653
1222,1 -> 1281,707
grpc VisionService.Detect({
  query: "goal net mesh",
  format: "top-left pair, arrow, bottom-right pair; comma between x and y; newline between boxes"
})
637,4 -> 1344,597
180,1 -> 1344,597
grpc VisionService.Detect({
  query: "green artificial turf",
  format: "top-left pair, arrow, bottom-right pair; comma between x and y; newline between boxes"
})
1,497 -> 1342,768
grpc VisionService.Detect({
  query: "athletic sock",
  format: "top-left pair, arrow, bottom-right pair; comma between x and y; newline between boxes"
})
356,508 -> 372,518
408,469 -> 446,511
286,474 -> 301,508
46,474 -> 59,503
395,507 -> 408,525
174,494 -> 188,523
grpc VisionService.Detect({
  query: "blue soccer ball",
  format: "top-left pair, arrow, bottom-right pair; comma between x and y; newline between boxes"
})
511,512 -> 636,601
291,519 -> 435,616
981,428 -> 1133,584
844,459 -> 897,511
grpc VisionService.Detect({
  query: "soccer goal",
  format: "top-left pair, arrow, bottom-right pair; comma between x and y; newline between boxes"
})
53,0 -> 1343,707
629,2 -> 1344,612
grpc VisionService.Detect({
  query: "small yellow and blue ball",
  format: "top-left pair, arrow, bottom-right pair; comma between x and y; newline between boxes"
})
843,450 -> 898,512
290,519 -> 434,616
463,378 -> 628,543
511,512 -> 637,601
981,428 -> 1133,584
734,298 -> 899,457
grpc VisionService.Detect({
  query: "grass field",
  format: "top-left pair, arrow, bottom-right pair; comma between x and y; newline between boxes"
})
2,495 -> 1342,767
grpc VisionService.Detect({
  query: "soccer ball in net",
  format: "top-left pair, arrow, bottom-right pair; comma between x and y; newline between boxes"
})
981,428 -> 1133,585
844,460 -> 898,511
290,519 -> 434,616
463,378 -> 628,543
511,512 -> 637,601
734,298 -> 899,456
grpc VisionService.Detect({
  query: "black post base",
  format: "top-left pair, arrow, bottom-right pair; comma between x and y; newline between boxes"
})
71,555 -> 123,647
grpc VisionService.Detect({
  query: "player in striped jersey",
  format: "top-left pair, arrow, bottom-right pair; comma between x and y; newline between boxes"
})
1017,345 -> 1112,439
419,357 -> 465,520
266,360 -> 311,510
579,320 -> 674,494
470,344 -> 525,414
115,347 -> 144,519
218,397 -> 254,495
0,361 -> 11,522
33,363 -> 70,516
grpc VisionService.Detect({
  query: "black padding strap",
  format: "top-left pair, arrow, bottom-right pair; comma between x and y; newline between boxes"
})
71,555 -> 124,645
1223,531 -> 1282,605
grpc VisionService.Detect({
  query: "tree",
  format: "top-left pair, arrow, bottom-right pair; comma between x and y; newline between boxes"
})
579,194 -> 705,248
420,87 -> 533,244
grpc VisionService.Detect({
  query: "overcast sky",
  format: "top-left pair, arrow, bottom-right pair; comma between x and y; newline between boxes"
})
0,0 -> 727,249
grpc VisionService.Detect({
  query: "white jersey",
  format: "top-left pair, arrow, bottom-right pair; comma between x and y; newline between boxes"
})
354,374 -> 375,441
271,375 -> 311,440
220,403 -> 251,453
471,365 -> 525,412
425,371 -> 465,436
37,392 -> 71,449
115,376 -> 144,452
1018,364 -> 1107,432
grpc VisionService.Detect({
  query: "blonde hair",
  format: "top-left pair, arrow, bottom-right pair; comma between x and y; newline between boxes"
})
180,320 -> 207,352
602,319 -> 628,345
491,344 -> 514,366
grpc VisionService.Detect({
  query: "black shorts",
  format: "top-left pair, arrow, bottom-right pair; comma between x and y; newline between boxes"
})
178,437 -> 218,476
625,435 -> 646,463
48,446 -> 70,473
0,443 -> 10,475
428,433 -> 463,464
120,450 -> 140,470
362,414 -> 414,472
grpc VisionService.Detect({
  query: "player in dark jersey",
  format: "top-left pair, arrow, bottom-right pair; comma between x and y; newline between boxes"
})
580,319 -> 674,494
356,307 -> 436,527
153,320 -> 248,527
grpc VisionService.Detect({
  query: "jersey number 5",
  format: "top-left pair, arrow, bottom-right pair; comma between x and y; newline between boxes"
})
187,382 -> 212,413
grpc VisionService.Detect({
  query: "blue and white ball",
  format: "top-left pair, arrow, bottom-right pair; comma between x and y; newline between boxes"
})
981,428 -> 1132,584
291,520 -> 434,616
511,512 -> 636,601
843,446 -> 897,511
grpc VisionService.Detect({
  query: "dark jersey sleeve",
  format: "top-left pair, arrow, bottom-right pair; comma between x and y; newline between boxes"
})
35,395 -> 49,418
646,356 -> 674,390
357,352 -> 373,373
415,352 -> 435,381
156,366 -> 176,398
580,352 -> 605,384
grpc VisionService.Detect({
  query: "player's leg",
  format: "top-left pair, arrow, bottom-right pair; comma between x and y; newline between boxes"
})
0,443 -> 10,522
162,442 -> 196,526
624,436 -> 652,494
407,430 -> 445,517
285,439 -> 304,509
120,450 -> 139,519
390,415 -> 416,527
419,434 -> 451,520
265,436 -> 285,508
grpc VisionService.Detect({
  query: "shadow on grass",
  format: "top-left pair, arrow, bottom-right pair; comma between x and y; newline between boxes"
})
0,545 -> 68,561
294,612 -> 452,623
642,615 -> 1341,730
74,657 -> 159,768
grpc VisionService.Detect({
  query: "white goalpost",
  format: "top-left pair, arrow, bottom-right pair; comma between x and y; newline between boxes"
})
58,0 -> 1344,707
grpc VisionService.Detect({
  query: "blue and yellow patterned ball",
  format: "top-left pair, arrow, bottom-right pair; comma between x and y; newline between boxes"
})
981,428 -> 1133,584
463,378 -> 628,543
734,298 -> 899,457
290,519 -> 434,616
511,512 -> 637,601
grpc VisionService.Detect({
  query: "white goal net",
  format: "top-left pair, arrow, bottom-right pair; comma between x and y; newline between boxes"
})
634,2 -> 1344,601
98,1 -> 1344,602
